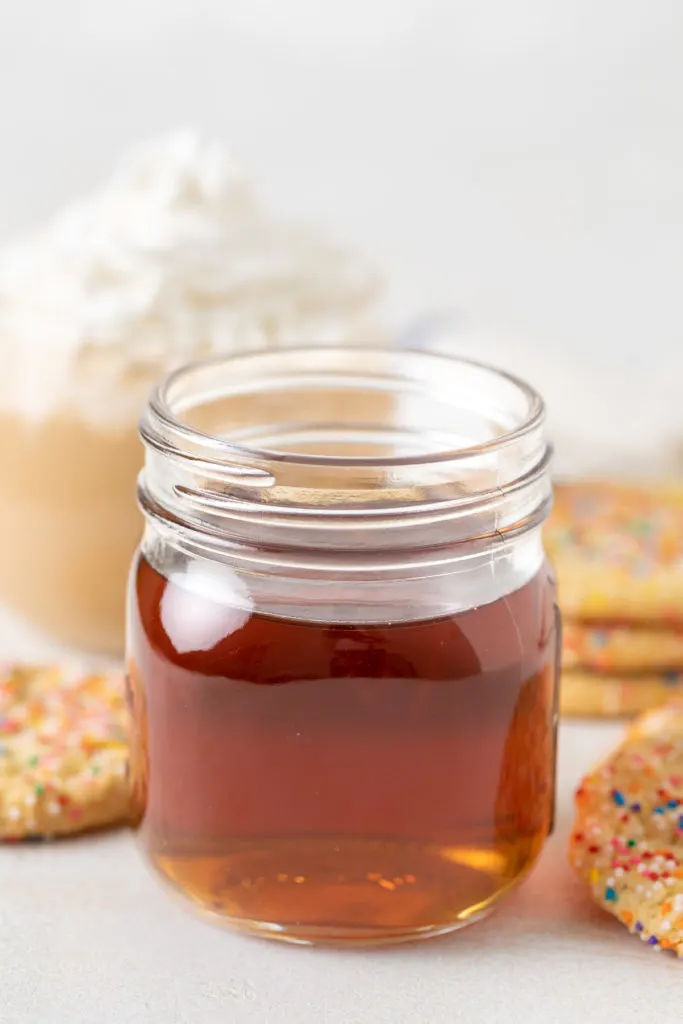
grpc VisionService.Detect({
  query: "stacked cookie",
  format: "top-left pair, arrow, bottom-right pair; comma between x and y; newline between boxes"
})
545,482 -> 683,717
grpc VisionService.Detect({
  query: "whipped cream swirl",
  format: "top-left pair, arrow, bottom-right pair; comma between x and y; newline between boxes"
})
0,133 -> 381,423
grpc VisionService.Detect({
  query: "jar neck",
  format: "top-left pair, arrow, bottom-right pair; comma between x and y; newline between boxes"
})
137,347 -> 552,576
141,524 -> 546,623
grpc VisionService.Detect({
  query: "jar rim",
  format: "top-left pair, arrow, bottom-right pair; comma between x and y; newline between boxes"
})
144,345 -> 545,471
138,345 -> 552,561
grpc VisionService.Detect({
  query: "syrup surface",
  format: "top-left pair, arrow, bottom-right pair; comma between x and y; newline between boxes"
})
128,554 -> 559,943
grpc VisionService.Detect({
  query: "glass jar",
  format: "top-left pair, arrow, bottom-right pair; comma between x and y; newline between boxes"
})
127,346 -> 559,946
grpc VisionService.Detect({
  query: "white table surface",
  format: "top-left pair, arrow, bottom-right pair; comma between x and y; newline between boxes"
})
2,595 -> 681,1024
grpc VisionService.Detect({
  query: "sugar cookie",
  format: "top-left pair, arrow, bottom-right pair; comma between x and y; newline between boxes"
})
561,669 -> 683,718
0,664 -> 131,839
563,622 -> 683,673
569,700 -> 683,955
545,482 -> 683,623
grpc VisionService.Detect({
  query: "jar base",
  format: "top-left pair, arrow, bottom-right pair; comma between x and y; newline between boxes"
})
146,833 -> 539,947
202,902 -> 494,948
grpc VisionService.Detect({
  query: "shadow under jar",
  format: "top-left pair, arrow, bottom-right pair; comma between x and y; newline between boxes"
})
127,346 -> 560,946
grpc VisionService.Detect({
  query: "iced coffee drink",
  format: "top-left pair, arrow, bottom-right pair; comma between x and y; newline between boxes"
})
0,134 -> 382,652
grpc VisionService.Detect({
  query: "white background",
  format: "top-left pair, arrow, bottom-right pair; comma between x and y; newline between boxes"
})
0,0 -> 682,457
2,0 -> 682,469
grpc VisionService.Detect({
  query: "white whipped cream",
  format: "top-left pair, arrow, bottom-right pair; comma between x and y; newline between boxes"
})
0,132 -> 381,424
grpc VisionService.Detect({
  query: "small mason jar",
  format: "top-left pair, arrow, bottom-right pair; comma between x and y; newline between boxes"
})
127,346 -> 559,946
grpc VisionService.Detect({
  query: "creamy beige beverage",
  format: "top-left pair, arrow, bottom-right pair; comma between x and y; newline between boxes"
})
0,134 -> 382,652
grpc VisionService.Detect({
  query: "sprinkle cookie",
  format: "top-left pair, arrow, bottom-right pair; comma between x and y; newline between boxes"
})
545,482 -> 683,623
0,664 -> 131,839
563,623 -> 683,673
562,669 -> 683,718
569,700 -> 683,954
